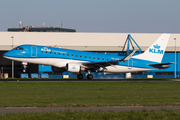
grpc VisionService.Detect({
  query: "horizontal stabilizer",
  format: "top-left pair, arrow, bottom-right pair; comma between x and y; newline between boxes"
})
148,62 -> 173,69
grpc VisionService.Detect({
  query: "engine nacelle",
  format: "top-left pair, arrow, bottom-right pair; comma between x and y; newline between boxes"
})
66,63 -> 81,73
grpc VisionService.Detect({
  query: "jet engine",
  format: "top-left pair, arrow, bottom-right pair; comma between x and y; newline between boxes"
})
66,63 -> 81,72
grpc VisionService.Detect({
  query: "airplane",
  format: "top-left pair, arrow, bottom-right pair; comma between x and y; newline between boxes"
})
3,34 -> 172,79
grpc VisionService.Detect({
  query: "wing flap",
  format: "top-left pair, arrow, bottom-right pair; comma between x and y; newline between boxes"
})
81,50 -> 136,69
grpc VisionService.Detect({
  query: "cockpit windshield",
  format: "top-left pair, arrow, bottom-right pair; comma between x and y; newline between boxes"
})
14,47 -> 24,50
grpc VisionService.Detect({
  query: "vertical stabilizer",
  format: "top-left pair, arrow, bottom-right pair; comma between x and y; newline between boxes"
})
132,34 -> 170,63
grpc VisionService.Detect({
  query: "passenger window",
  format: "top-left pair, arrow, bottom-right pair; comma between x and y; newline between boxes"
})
76,55 -> 78,57
102,58 -> 104,60
107,59 -> 109,61
85,56 -> 87,58
59,53 -> 60,55
41,51 -> 43,53
71,54 -> 73,56
93,57 -> 95,59
67,54 -> 69,56
89,57 -> 91,59
54,52 -> 56,54
46,51 -> 47,53
50,52 -> 52,54
98,58 -> 99,60
80,55 -> 82,57
63,53 -> 65,55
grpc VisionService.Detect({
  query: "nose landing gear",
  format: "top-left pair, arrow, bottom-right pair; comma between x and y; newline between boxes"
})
22,62 -> 28,72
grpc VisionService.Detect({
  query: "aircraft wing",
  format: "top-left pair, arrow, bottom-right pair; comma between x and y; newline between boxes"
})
81,50 -> 136,69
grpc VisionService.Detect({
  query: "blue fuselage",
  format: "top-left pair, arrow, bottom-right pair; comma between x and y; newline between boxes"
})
3,44 -> 158,73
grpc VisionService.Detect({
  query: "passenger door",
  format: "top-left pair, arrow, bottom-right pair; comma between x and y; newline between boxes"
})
31,46 -> 37,57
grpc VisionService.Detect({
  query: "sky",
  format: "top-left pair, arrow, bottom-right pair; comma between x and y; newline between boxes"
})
0,0 -> 180,33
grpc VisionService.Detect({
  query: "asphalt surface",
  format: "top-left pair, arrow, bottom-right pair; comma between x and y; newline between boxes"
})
1,106 -> 180,114
0,78 -> 180,82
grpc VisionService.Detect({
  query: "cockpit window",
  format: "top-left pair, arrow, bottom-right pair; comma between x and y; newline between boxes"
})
19,47 -> 24,50
14,47 -> 24,50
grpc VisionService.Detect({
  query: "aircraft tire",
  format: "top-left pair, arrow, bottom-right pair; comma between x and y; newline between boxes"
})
87,74 -> 93,79
77,74 -> 83,79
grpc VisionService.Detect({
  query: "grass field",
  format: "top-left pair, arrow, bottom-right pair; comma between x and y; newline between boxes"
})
1,110 -> 180,120
0,81 -> 180,107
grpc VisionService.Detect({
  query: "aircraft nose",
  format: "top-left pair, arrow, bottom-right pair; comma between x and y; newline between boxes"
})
3,51 -> 12,58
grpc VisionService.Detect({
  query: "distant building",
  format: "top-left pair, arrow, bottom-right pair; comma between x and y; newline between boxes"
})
8,26 -> 76,32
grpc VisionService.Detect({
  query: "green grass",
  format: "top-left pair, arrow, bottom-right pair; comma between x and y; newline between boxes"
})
0,81 -> 180,107
1,110 -> 180,120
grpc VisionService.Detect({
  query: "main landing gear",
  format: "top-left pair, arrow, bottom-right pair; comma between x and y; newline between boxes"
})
77,73 -> 93,79
77,73 -> 83,79
87,74 -> 93,79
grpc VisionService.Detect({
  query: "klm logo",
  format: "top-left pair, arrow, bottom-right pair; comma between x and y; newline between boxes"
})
41,47 -> 51,52
153,44 -> 160,49
72,67 -> 76,69
149,44 -> 163,54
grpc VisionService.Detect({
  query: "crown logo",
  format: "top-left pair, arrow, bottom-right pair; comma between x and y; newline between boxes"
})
153,44 -> 160,49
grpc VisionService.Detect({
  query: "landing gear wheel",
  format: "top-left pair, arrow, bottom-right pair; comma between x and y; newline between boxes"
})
77,74 -> 83,79
87,74 -> 93,79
